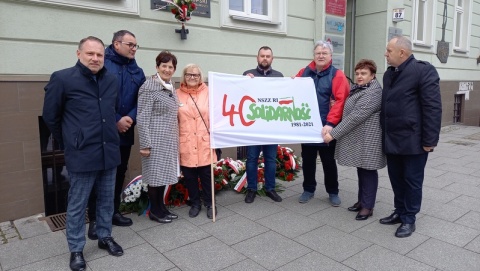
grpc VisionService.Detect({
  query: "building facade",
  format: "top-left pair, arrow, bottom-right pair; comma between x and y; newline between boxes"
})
0,0 -> 479,221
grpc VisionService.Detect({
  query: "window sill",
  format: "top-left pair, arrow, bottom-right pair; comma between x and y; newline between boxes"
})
413,42 -> 433,48
453,48 -> 468,54
230,15 -> 281,25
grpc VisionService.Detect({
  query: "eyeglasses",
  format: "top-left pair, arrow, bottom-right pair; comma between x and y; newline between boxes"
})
185,73 -> 201,79
119,41 -> 139,50
314,52 -> 331,56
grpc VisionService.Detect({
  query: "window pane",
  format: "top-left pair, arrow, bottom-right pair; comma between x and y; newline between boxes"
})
229,0 -> 244,12
251,0 -> 267,15
416,0 -> 425,41
457,0 -> 463,7
455,12 -> 462,47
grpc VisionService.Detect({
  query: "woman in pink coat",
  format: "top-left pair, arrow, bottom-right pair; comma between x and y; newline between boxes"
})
177,64 -> 217,219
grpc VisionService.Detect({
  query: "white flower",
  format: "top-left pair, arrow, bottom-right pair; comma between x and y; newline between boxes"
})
257,182 -> 263,190
124,188 -> 132,195
230,173 -> 237,179
133,190 -> 141,198
260,163 -> 265,168
124,197 -> 131,203
128,195 -> 136,202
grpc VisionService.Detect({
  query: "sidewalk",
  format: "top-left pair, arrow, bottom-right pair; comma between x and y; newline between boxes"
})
1,124 -> 479,271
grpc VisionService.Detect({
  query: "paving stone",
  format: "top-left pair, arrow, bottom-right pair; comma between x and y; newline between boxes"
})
222,259 -> 267,271
232,231 -> 311,270
429,171 -> 480,188
419,198 -> 470,222
450,195 -> 480,211
215,189 -> 245,206
308,206 -> 375,233
295,225 -> 371,262
351,220 -> 429,255
416,215 -> 480,247
224,197 -> 286,221
276,192 -> 331,216
408,238 -> 480,271
455,211 -> 480,231
465,235 -> 480,254
343,244 -> 435,271
138,218 -> 210,253
176,204 -> 236,226
421,186 -> 460,204
276,251 -> 354,271
9,252 -> 93,271
0,231 -> 67,270
165,236 -> 244,271
256,209 -> 324,238
89,242 -> 174,271
198,214 -> 268,245
13,214 -> 51,239
443,182 -> 480,199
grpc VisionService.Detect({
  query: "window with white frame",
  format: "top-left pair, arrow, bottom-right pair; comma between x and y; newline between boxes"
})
453,0 -> 472,52
221,0 -> 286,34
411,0 -> 436,48
25,0 -> 139,15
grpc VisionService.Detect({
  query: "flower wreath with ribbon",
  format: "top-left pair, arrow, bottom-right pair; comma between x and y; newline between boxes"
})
163,0 -> 197,22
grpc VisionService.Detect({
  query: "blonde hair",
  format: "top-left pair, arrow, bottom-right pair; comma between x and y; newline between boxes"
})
180,63 -> 204,85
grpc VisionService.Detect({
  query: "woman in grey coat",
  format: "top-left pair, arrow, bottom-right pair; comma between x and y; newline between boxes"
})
138,51 -> 180,223
324,59 -> 386,220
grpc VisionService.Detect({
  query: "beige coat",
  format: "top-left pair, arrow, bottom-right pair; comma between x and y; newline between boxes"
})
177,82 -> 214,167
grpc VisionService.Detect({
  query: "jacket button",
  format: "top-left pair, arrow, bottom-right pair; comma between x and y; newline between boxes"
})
102,119 -> 106,122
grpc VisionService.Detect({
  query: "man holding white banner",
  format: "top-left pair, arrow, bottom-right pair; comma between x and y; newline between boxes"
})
296,40 -> 350,206
242,46 -> 284,204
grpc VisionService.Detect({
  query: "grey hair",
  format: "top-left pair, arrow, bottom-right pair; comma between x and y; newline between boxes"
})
391,35 -> 412,52
180,63 -> 204,85
313,40 -> 333,54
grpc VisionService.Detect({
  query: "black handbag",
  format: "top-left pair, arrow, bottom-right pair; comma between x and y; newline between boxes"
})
188,93 -> 222,160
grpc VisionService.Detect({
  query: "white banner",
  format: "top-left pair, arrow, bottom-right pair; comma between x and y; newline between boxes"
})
208,72 -> 324,148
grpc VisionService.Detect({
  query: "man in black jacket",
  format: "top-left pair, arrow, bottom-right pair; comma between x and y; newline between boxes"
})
243,46 -> 284,204
87,30 -> 146,239
380,36 -> 442,238
43,36 -> 124,271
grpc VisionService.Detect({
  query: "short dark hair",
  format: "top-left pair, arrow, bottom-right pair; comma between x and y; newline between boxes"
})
112,30 -> 136,43
354,59 -> 377,74
155,51 -> 177,69
78,36 -> 104,50
258,46 -> 273,55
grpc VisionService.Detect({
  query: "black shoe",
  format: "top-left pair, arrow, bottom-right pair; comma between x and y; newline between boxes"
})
166,211 -> 178,220
112,212 -> 133,227
98,237 -> 123,256
189,205 -> 201,218
206,206 -> 217,219
87,221 -> 98,240
69,252 -> 86,271
379,212 -> 402,225
355,208 -> 373,221
266,190 -> 282,202
348,202 -> 361,212
150,212 -> 172,223
245,189 -> 256,203
395,223 -> 416,238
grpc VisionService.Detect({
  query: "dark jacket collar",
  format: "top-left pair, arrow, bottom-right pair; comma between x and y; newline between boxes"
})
105,44 -> 131,65
388,54 -> 415,72
256,65 -> 273,76
75,60 -> 106,78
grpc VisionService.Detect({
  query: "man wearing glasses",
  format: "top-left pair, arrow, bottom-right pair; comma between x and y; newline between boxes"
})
295,40 -> 350,207
88,30 -> 146,239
